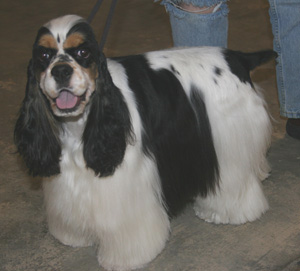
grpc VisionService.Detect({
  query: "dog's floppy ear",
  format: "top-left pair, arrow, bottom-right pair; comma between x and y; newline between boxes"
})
83,52 -> 133,177
14,59 -> 61,177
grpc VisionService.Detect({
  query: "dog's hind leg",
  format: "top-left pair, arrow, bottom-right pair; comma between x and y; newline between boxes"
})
194,171 -> 269,225
194,80 -> 271,225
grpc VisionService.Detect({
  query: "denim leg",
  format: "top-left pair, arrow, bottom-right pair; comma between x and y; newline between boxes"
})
161,0 -> 228,47
268,0 -> 300,118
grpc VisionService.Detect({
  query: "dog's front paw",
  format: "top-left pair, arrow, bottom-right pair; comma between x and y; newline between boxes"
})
98,257 -> 146,271
97,243 -> 163,271
96,219 -> 169,271
194,207 -> 230,224
48,223 -> 93,248
54,233 -> 93,248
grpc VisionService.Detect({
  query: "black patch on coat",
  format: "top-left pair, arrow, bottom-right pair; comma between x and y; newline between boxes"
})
116,55 -> 219,217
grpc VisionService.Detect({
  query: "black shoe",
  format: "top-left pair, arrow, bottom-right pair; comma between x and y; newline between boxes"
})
286,118 -> 300,140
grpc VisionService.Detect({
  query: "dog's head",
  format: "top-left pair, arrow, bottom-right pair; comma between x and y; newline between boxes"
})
32,15 -> 100,117
15,15 -> 132,177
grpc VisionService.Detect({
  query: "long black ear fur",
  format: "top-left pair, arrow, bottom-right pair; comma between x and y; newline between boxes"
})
14,60 -> 61,177
82,53 -> 133,177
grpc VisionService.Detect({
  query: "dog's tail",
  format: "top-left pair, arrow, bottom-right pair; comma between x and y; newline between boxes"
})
223,49 -> 277,84
243,49 -> 277,69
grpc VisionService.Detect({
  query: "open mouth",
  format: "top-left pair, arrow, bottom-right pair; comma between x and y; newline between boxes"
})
54,89 -> 86,112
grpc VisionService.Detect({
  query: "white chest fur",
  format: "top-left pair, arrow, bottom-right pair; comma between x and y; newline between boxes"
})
42,113 -> 170,270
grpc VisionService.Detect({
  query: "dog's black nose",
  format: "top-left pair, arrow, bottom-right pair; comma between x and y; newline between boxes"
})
51,64 -> 73,83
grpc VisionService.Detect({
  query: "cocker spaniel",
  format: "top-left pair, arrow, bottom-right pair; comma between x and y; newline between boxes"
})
14,15 -> 276,271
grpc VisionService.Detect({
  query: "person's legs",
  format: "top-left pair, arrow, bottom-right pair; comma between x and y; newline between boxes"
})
268,0 -> 300,139
161,0 -> 228,47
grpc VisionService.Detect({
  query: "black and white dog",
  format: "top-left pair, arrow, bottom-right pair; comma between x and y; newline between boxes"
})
15,15 -> 276,270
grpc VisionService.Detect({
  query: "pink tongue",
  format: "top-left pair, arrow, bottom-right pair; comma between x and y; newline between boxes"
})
56,90 -> 79,109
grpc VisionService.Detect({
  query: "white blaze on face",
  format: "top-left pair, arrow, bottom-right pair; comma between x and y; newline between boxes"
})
44,15 -> 84,53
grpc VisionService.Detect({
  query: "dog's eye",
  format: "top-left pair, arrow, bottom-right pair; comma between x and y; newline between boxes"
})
76,49 -> 90,59
40,52 -> 50,60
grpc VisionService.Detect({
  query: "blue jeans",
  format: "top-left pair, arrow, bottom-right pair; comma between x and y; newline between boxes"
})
161,0 -> 228,47
162,0 -> 300,118
268,0 -> 300,118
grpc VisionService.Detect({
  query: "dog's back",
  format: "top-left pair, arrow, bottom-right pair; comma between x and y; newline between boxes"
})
109,47 -> 275,218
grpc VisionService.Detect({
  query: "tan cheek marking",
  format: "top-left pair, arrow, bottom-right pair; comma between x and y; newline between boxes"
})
39,71 -> 46,85
38,34 -> 58,49
63,33 -> 85,49
84,63 -> 99,80
74,69 -> 84,82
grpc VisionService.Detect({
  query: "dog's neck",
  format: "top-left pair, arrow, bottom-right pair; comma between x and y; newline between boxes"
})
60,107 -> 89,139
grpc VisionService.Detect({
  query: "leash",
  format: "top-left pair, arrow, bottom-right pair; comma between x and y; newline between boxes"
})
87,0 -> 118,51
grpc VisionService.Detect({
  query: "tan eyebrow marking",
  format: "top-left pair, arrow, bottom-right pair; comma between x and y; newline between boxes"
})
63,33 -> 85,49
38,34 -> 58,49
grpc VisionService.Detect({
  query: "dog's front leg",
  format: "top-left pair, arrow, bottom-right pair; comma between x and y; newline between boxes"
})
96,207 -> 170,271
